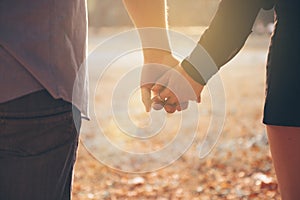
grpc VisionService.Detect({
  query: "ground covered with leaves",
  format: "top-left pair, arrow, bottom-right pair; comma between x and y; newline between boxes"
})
73,134 -> 279,200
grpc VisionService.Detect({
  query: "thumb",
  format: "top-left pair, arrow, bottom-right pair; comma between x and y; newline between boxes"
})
152,71 -> 170,95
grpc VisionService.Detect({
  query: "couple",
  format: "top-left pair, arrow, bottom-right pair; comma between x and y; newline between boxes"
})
1,0 -> 299,199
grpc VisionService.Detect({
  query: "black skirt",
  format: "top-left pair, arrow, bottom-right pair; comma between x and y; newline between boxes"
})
263,3 -> 300,127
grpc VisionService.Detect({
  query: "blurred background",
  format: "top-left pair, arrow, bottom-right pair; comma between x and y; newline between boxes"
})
73,1 -> 280,199
87,0 -> 274,33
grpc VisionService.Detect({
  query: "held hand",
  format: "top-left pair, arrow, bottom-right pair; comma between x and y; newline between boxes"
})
141,50 -> 179,112
152,64 -> 204,113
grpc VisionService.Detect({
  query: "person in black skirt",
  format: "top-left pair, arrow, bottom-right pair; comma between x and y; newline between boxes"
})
124,0 -> 300,199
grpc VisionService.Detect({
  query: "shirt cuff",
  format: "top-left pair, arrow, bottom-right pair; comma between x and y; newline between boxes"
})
181,43 -> 218,85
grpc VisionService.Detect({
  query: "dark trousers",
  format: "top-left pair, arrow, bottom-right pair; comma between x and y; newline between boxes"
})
0,90 -> 81,200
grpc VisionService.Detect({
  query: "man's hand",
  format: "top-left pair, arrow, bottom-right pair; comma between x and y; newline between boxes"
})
151,64 -> 204,113
141,50 -> 179,112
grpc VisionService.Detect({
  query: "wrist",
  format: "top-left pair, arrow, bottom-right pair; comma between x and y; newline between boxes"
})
143,49 -> 172,63
181,59 -> 207,85
181,43 -> 219,85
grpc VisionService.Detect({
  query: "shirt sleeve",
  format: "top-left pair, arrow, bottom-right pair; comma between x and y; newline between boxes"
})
181,0 -> 274,85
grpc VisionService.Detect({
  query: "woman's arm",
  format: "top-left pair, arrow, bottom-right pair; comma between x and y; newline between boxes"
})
182,0 -> 274,85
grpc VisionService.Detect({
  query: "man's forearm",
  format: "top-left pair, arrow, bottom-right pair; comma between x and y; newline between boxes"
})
123,0 -> 172,63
